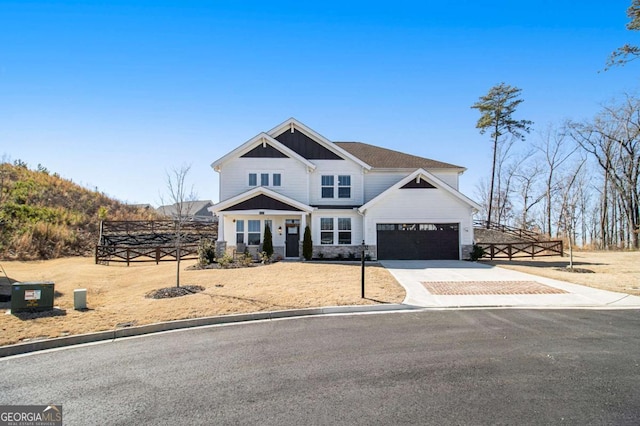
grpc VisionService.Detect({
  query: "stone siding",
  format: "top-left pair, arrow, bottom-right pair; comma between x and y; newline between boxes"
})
313,245 -> 375,261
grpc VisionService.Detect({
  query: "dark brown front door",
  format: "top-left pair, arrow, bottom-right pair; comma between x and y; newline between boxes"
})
285,221 -> 300,257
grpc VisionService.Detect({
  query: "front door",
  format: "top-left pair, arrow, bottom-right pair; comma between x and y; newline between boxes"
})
285,220 -> 300,258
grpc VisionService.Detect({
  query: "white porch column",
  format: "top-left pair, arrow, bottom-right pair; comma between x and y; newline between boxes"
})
300,213 -> 307,232
217,213 -> 225,241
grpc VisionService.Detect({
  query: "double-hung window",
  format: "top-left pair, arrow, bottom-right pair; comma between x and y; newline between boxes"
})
248,173 -> 257,186
320,218 -> 334,244
236,220 -> 245,244
321,175 -> 351,199
273,173 -> 281,187
248,220 -> 261,245
338,218 -> 352,244
338,175 -> 351,198
321,176 -> 334,198
260,173 -> 269,186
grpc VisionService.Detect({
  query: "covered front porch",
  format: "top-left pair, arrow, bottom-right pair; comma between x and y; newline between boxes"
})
212,187 -> 314,260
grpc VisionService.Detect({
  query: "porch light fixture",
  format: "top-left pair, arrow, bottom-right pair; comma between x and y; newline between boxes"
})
278,226 -> 283,235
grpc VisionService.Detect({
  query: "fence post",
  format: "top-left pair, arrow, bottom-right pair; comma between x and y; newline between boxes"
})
126,248 -> 130,267
156,247 -> 160,264
508,244 -> 512,260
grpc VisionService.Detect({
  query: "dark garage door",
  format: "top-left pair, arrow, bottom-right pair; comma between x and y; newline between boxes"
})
376,223 -> 459,260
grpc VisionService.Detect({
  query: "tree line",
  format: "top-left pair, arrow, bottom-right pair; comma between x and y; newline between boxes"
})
471,1 -> 640,250
471,91 -> 639,250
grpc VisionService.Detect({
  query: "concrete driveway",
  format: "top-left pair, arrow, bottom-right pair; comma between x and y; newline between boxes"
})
380,260 -> 640,309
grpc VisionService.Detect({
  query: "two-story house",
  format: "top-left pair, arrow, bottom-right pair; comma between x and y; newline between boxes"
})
211,118 -> 480,260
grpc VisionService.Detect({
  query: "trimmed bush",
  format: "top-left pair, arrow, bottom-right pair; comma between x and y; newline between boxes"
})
302,225 -> 312,260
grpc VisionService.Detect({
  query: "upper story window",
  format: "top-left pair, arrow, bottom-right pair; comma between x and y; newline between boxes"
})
321,175 -> 334,198
249,172 -> 282,188
321,175 -> 351,199
338,175 -> 351,198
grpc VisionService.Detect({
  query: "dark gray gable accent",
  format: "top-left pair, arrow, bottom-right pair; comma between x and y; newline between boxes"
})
222,194 -> 303,211
401,177 -> 436,189
241,143 -> 288,158
274,129 -> 343,160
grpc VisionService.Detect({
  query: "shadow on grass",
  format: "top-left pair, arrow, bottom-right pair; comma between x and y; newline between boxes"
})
487,259 -> 606,268
363,297 -> 389,304
11,308 -> 67,321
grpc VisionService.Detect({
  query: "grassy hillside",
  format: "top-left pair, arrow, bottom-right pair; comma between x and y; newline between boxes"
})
0,161 -> 157,260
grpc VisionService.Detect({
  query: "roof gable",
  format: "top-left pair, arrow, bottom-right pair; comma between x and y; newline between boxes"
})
213,187 -> 314,213
274,128 -> 342,160
266,118 -> 371,170
241,143 -> 288,158
359,169 -> 481,213
211,133 -> 315,171
223,194 -> 302,211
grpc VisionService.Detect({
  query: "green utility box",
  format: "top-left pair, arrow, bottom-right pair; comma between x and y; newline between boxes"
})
11,281 -> 55,313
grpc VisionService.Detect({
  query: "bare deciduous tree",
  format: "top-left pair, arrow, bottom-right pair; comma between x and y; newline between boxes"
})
160,164 -> 197,288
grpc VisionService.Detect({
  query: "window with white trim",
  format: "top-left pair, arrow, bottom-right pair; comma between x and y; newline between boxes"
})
321,175 -> 351,199
320,218 -> 334,244
338,175 -> 351,198
236,220 -> 244,244
321,175 -> 334,198
338,218 -> 352,244
320,217 -> 352,245
248,172 -> 281,188
248,220 -> 261,245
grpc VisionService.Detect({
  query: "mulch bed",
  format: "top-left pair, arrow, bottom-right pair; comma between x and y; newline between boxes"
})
146,285 -> 205,299
422,281 -> 568,295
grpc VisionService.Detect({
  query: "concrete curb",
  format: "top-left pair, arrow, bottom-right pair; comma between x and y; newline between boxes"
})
0,304 -> 417,358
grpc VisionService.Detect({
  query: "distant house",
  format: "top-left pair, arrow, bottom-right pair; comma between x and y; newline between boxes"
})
210,118 -> 480,260
156,200 -> 216,222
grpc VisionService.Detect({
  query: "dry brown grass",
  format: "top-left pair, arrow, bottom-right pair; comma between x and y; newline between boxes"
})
487,250 -> 640,296
0,258 -> 405,346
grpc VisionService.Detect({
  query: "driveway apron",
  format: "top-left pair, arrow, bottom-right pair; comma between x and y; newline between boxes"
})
380,260 -> 640,309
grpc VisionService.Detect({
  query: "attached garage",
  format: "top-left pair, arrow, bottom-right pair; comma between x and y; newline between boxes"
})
376,223 -> 459,260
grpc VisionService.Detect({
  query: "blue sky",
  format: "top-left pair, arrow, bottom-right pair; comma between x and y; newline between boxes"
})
1,0 -> 638,205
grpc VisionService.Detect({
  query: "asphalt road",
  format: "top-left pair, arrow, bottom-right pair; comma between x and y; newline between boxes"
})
2,309 -> 640,425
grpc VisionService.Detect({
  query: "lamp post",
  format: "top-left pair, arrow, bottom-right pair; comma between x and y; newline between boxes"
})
361,240 -> 368,298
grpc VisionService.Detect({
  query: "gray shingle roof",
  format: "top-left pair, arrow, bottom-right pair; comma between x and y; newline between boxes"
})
335,142 -> 463,170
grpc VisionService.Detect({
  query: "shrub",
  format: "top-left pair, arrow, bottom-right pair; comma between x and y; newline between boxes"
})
302,225 -> 312,260
241,252 -> 254,267
197,239 -> 216,267
215,253 -> 233,268
260,251 -> 272,264
470,244 -> 485,261
348,251 -> 356,260
262,224 -> 274,257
